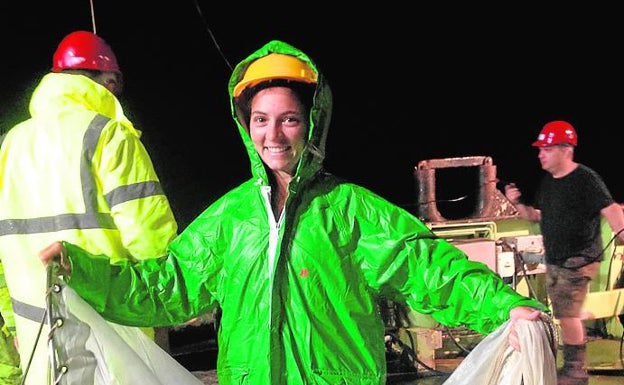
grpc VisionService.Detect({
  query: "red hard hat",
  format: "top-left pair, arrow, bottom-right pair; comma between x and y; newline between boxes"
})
532,120 -> 578,147
52,31 -> 120,73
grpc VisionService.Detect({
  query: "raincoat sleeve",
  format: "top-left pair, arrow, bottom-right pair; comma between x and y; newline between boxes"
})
398,236 -> 546,334
0,263 -> 14,337
356,192 -> 548,335
96,121 -> 178,261
61,216 -> 219,326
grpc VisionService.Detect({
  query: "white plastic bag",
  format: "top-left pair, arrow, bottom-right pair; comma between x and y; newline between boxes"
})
48,281 -> 205,385
442,318 -> 556,385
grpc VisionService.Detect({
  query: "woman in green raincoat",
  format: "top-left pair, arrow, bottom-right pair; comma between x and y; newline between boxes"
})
40,40 -> 549,384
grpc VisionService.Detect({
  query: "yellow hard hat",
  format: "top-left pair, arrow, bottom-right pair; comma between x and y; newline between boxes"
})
233,53 -> 317,97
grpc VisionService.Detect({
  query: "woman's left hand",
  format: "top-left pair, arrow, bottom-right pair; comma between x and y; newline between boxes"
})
508,306 -> 543,352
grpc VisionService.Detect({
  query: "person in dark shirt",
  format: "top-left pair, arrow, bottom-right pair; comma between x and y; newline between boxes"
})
505,120 -> 624,385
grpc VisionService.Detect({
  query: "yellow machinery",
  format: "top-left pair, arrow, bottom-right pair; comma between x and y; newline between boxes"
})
387,155 -> 624,376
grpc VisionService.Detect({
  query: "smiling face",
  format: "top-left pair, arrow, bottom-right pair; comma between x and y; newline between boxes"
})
249,86 -> 308,179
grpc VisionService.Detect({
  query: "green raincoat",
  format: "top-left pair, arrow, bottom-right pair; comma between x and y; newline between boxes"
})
0,72 -> 178,385
0,263 -> 20,385
60,40 -> 548,384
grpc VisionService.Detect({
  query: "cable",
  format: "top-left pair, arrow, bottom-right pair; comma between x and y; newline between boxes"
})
610,241 -> 624,368
384,331 -> 449,380
18,302 -> 47,385
89,0 -> 97,34
597,227 -> 624,261
590,227 -> 624,338
620,337 -> 624,368
442,326 -> 473,356
511,246 -> 541,301
193,0 -> 233,71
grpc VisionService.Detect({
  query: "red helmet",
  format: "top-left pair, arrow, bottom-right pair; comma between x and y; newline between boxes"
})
532,120 -> 578,147
52,31 -> 120,73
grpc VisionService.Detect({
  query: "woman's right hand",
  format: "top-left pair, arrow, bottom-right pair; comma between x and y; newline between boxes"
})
39,241 -> 71,272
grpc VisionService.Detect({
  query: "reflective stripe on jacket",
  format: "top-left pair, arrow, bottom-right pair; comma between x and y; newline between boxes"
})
0,72 -> 177,385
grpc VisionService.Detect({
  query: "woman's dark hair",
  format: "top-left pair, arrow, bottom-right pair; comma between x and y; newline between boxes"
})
236,79 -> 316,125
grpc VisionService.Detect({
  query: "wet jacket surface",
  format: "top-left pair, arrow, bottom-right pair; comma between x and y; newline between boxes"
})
0,73 -> 177,385
62,41 -> 547,384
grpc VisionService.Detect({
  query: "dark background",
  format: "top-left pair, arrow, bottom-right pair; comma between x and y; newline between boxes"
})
2,2 -> 623,229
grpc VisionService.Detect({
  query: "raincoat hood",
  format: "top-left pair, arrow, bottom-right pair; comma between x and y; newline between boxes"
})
30,72 -> 140,137
228,40 -> 332,187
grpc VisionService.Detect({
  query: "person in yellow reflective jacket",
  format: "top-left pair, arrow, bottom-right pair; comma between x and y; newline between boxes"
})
0,263 -> 20,385
39,40 -> 550,384
0,30 -> 178,385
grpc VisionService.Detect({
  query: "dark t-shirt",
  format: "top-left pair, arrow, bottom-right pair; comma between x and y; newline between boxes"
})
535,164 -> 614,267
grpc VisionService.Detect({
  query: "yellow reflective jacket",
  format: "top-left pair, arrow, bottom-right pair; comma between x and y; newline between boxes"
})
0,72 -> 177,384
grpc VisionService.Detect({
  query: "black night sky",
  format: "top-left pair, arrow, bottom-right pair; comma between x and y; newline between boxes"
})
2,2 -> 623,229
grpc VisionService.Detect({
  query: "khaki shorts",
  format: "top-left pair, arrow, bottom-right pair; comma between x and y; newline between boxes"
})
546,261 -> 601,318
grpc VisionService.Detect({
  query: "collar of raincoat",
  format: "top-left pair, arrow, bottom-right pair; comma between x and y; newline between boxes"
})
229,40 -> 333,189
29,72 -> 141,138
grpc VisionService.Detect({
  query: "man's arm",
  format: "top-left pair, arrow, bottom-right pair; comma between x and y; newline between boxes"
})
504,183 -> 541,222
601,202 -> 624,245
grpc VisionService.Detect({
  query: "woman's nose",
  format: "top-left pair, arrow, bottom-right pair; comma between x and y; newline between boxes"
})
265,122 -> 282,139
